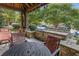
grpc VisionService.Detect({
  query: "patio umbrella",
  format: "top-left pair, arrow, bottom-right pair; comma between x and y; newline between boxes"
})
2,41 -> 51,56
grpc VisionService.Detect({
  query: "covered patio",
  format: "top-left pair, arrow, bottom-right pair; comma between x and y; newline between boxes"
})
0,3 -> 79,56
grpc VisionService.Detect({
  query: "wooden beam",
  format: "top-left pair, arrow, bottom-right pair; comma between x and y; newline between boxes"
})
25,4 -> 31,8
28,3 -> 47,12
0,3 -> 47,12
30,3 -> 33,6
0,4 -> 22,11
27,4 -> 41,12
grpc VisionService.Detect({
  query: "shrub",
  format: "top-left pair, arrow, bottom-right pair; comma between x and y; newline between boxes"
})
12,23 -> 20,30
29,24 -> 37,31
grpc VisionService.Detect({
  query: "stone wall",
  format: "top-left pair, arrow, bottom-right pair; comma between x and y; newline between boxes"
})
60,45 -> 79,56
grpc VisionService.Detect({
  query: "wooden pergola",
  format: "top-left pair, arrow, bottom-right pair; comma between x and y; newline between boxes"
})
0,4 -> 71,56
0,3 -> 46,32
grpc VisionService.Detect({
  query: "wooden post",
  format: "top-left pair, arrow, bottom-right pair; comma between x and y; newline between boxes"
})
21,10 -> 27,33
25,11 -> 29,30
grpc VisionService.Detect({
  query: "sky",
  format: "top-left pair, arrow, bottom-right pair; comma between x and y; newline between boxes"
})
72,3 -> 79,9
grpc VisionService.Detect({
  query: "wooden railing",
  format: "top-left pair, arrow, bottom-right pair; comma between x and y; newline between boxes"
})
34,30 -> 68,41
25,30 -> 68,55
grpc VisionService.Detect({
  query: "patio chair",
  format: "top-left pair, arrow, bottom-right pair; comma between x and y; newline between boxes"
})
10,33 -> 26,47
0,28 -> 11,32
45,35 -> 60,56
0,28 -> 12,44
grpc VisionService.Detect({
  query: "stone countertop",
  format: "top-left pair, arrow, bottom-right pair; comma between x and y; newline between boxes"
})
44,30 -> 68,36
25,30 -> 35,32
60,40 -> 79,52
37,30 -> 68,36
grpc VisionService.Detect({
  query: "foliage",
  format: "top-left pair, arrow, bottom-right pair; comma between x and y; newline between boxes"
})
29,24 -> 37,31
0,9 -> 4,27
12,23 -> 20,30
2,9 -> 21,25
28,9 -> 42,25
0,4 -> 79,31
28,4 -> 79,30
73,19 -> 79,30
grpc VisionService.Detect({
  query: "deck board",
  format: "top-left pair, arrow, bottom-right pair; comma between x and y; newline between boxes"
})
0,43 -> 10,55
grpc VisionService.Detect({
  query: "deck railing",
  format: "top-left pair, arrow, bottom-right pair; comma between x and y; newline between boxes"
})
25,30 -> 79,56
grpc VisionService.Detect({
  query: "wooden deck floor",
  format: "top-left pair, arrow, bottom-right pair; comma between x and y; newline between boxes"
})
0,43 -> 10,56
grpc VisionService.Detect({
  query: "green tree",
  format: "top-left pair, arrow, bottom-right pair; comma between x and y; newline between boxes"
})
3,9 -> 16,25
28,4 -> 73,26
44,4 -> 73,27
72,19 -> 79,30
28,9 -> 42,25
28,3 -> 79,30
2,9 -> 21,26
0,8 -> 4,27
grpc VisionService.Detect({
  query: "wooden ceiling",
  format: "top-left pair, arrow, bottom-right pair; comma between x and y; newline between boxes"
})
0,3 -> 46,12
